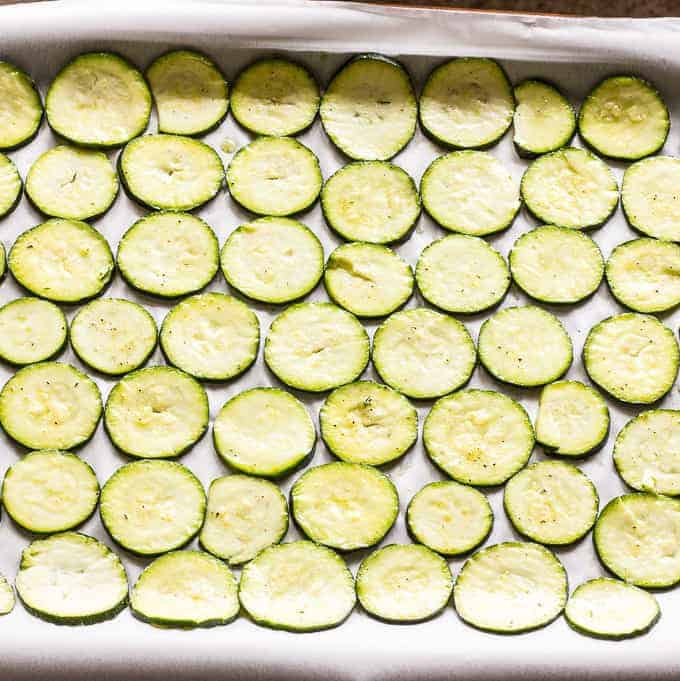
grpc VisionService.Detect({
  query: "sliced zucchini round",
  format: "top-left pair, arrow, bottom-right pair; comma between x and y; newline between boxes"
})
509,226 -> 604,304
324,242 -> 413,317
16,532 -> 127,625
512,79 -> 575,157
319,381 -> 417,466
213,387 -> 315,478
146,49 -> 228,136
290,462 -> 398,551
0,152 -> 22,218
321,161 -> 420,244
407,480 -> 493,556
0,574 -> 14,615
583,313 -> 679,404
421,151 -> 520,236
478,306 -> 572,387
320,55 -> 416,161
0,362 -> 101,450
416,234 -> 510,314
0,244 -> 4,280
594,493 -> 680,588
131,550 -> 238,628
565,578 -> 660,639
424,389 -> 534,487
535,380 -> 610,457
100,459 -> 206,555
622,156 -> 680,241
239,540 -> 355,632
200,475 -> 289,565
420,57 -> 514,149
220,216 -> 323,304
0,297 -> 67,365
25,145 -> 118,220
0,60 -> 42,150
9,218 -> 114,303
231,58 -> 319,136
372,308 -> 476,400
578,76 -> 669,161
46,52 -> 150,148
2,450 -> 99,533
104,366 -> 208,459
606,238 -> 680,313
227,136 -> 321,216
356,544 -> 452,623
264,302 -> 369,392
117,211 -> 218,298
613,409 -> 680,496
521,147 -> 619,230
453,541 -> 567,633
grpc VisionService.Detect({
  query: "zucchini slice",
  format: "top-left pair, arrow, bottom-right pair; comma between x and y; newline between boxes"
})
0,60 -> 42,150
320,55 -> 417,161
9,218 -> 114,303
407,480 -> 493,556
146,50 -> 229,136
264,302 -> 369,392
70,298 -> 157,376
479,306 -> 572,387
119,134 -> 223,211
453,541 -> 567,633
117,211 -> 218,298
220,216 -> 323,304
421,151 -> 520,236
0,243 -> 4,279
424,389 -> 534,487
324,242 -> 413,317
416,234 -> 510,313
594,493 -> 680,588
356,544 -> 452,623
100,459 -> 206,555
227,136 -> 322,216
606,238 -> 680,313
46,52 -> 150,148
160,293 -> 259,381
578,76 -> 669,160
321,161 -> 420,244
521,147 -> 619,230
420,58 -> 514,149
104,366 -> 208,459
565,578 -> 660,639
231,58 -> 319,137
0,575 -> 14,616
583,313 -> 679,404
213,387 -> 315,478
0,362 -> 101,450
509,226 -> 604,304
2,450 -> 99,533
512,79 -> 575,157
0,152 -> 22,218
319,381 -> 417,466
200,475 -> 289,565
15,532 -> 127,625
131,550 -> 238,628
622,156 -> 680,241
613,409 -> 680,496
25,145 -> 118,220
372,308 -> 476,400
535,380 -> 610,457
290,462 -> 398,551
239,540 -> 355,632
0,297 -> 67,365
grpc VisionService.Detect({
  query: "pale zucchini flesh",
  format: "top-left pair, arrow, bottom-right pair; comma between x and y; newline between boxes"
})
0,60 -> 42,150
0,575 -> 14,615
0,152 -> 22,218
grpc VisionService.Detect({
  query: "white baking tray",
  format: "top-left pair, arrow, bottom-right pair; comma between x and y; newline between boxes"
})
0,1 -> 679,679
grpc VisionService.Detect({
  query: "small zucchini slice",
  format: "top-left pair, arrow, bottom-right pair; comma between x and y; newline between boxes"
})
320,55 -> 417,161
213,387 -> 315,478
290,462 -> 398,551
583,313 -> 679,404
0,60 -> 42,150
421,151 -> 520,236
420,57 -> 514,149
0,575 -> 14,615
0,152 -> 22,218
0,244 -> 4,279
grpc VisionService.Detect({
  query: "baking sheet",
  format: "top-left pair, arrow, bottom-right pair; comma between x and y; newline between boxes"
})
1,1 -> 680,679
